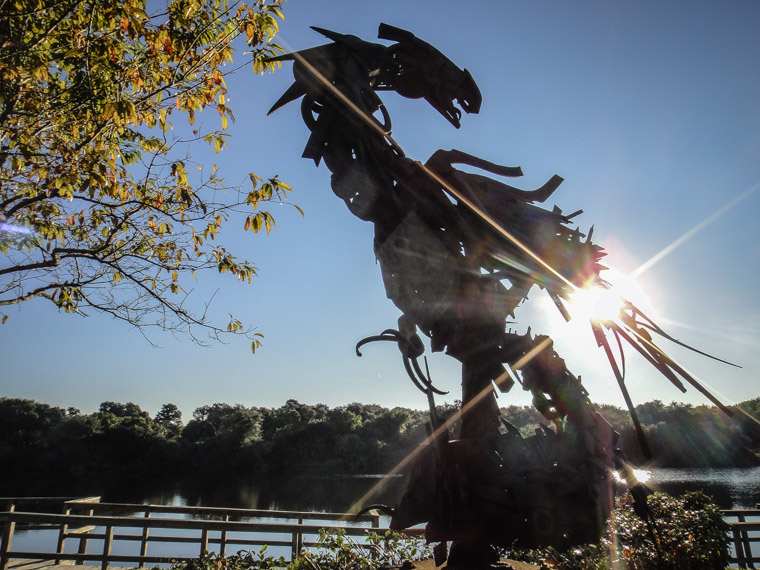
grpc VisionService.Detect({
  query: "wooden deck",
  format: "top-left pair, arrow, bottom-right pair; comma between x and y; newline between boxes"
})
724,509 -> 760,569
5,560 -> 540,570
2,497 -> 758,569
1,497 -> 397,570
6,560 -> 133,570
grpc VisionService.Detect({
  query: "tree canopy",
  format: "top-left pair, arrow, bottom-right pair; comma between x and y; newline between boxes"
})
1,396 -> 758,495
0,0 -> 293,348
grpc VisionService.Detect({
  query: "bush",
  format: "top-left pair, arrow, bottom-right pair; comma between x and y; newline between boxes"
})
169,529 -> 431,570
614,491 -> 730,569
171,492 -> 728,570
509,491 -> 730,569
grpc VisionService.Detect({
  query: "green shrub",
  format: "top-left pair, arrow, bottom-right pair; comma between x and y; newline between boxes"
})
172,547 -> 287,570
169,529 -> 431,570
509,491 -> 730,569
171,491 -> 729,570
613,491 -> 730,569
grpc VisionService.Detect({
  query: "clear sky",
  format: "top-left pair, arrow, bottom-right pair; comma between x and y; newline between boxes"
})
2,0 -> 759,420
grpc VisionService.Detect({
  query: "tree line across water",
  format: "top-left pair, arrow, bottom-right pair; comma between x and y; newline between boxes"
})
1,396 -> 758,496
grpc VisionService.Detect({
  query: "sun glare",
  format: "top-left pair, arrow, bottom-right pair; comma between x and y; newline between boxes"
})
569,286 -> 624,324
567,269 -> 656,326
613,468 -> 651,484
530,268 -> 659,381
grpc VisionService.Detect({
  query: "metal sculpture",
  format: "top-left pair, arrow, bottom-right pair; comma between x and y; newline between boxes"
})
267,24 -> 736,567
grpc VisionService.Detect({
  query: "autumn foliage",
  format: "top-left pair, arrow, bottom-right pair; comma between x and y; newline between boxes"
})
0,0 -> 292,346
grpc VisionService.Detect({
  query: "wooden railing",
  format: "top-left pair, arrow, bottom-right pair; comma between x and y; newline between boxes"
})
0,497 -> 420,570
724,508 -> 760,569
3,498 -> 757,569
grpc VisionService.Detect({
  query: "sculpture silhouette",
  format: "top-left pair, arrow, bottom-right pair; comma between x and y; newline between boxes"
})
268,24 -> 736,567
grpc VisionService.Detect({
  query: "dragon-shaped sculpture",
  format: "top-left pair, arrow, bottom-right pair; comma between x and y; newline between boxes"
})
267,24 -> 736,568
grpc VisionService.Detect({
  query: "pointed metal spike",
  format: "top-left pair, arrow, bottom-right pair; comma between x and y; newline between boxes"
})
597,328 -> 652,459
611,323 -> 687,392
310,26 -> 365,46
665,357 -> 734,416
267,81 -> 308,115
264,53 -> 295,63
630,302 -> 740,367
310,26 -> 345,41
377,23 -> 417,42
611,327 -> 627,378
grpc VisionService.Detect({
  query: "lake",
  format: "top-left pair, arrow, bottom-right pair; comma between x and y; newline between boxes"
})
646,466 -> 760,510
6,467 -> 758,563
114,466 -> 760,511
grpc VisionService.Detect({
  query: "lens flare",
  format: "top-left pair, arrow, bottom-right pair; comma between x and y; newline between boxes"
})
0,222 -> 32,235
613,468 -> 651,484
569,286 -> 623,323
568,269 -> 656,325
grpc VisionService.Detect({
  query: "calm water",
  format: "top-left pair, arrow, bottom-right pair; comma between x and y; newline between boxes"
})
646,466 -> 760,510
126,467 -> 760,511
7,468 -> 758,563
22,466 -> 758,511
8,474 -> 402,561
119,472 -> 405,514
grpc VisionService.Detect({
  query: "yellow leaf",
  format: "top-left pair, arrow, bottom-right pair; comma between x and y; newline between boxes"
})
102,103 -> 115,120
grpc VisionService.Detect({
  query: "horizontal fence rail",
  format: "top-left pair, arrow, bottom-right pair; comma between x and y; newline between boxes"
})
724,509 -> 760,569
3,498 -> 757,569
0,497 -> 422,570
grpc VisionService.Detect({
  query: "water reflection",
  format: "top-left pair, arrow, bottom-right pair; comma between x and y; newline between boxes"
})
7,468 -> 758,561
127,472 -> 404,514
148,468 -> 759,512
647,466 -> 760,509
18,467 -> 756,512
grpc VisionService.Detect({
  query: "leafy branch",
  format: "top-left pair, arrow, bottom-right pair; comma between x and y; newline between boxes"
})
0,0 -> 294,349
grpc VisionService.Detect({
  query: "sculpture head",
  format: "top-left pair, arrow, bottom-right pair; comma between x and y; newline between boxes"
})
267,24 -> 482,131
377,23 -> 482,128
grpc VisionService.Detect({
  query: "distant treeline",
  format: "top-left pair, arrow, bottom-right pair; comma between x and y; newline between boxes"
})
1,397 -> 758,495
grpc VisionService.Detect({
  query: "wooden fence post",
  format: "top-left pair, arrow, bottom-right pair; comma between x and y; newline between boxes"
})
291,517 -> 304,561
0,505 -> 15,570
55,507 -> 71,563
220,514 -> 229,558
139,511 -> 151,568
200,529 -> 209,556
101,525 -> 114,570
76,506 -> 96,565
738,514 -> 755,569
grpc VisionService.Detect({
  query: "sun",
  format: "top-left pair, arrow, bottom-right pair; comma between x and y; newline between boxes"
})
568,286 -> 625,324
566,269 -> 656,326
529,268 -> 659,381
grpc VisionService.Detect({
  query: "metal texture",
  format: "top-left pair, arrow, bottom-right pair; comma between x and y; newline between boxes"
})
268,24 -> 736,566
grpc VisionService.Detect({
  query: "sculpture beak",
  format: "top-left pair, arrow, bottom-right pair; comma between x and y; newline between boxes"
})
428,69 -> 482,128
457,69 -> 482,115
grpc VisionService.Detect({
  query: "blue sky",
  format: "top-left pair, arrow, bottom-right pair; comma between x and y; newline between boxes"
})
2,0 -> 759,420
